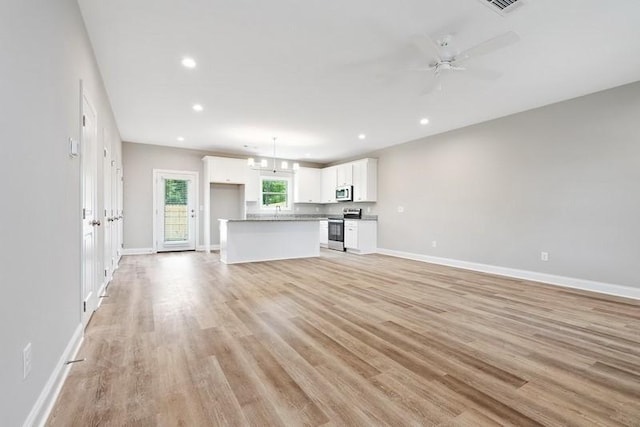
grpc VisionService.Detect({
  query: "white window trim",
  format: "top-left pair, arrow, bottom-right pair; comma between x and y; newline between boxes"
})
260,176 -> 293,211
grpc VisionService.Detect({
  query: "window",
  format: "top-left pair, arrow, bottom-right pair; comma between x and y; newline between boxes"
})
164,179 -> 189,241
260,177 -> 291,210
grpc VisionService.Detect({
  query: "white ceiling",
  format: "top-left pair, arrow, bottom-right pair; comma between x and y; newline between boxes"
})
78,0 -> 640,163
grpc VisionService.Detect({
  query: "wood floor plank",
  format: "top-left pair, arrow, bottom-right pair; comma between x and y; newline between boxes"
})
46,251 -> 640,426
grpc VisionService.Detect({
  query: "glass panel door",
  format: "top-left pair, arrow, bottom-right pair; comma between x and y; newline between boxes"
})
156,171 -> 197,252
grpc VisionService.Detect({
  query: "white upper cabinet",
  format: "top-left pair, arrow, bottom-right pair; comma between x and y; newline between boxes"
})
205,156 -> 247,184
245,168 -> 260,202
321,166 -> 337,203
294,167 -> 322,203
336,163 -> 353,186
319,158 -> 377,204
352,158 -> 378,202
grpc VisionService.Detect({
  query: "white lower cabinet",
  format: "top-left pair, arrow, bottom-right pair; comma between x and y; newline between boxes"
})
344,220 -> 377,254
344,221 -> 358,250
319,220 -> 328,247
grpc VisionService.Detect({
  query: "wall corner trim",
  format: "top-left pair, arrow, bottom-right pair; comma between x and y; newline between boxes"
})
121,248 -> 154,256
23,323 -> 84,427
376,248 -> 640,301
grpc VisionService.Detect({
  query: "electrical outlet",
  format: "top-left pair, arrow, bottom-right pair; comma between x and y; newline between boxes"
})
397,206 -> 404,213
432,240 -> 437,248
295,206 -> 300,212
540,251 -> 549,262
315,207 -> 319,212
23,343 -> 32,379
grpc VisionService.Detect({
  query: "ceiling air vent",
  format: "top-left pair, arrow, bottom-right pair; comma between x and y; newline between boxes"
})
478,0 -> 524,15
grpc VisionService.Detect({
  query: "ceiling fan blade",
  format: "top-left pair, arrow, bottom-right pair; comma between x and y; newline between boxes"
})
419,76 -> 439,96
410,34 -> 441,60
408,65 -> 437,72
455,31 -> 520,64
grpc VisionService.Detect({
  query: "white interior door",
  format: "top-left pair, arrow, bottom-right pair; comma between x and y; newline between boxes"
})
103,135 -> 113,284
155,171 -> 197,252
81,91 -> 99,327
112,162 -> 120,268
116,166 -> 123,263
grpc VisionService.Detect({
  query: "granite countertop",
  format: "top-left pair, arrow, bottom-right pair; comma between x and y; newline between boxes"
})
219,217 -> 327,222
220,215 -> 378,222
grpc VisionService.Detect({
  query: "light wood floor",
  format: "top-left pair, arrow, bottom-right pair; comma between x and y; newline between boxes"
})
48,250 -> 640,426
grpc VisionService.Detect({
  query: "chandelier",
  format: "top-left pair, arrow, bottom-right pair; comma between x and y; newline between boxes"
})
247,137 -> 299,174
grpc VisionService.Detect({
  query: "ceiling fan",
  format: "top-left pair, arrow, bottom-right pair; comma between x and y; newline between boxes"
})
411,30 -> 520,94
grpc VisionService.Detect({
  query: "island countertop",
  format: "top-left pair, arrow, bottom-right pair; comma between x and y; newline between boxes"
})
218,216 -> 377,222
219,218 -> 326,222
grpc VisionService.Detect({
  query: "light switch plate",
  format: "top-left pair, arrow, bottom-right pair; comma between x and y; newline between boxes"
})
69,138 -> 79,157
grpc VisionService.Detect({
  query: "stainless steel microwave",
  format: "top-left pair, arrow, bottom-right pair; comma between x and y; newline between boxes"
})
336,185 -> 353,202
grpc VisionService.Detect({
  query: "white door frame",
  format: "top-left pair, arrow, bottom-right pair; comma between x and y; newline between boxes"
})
152,169 -> 199,252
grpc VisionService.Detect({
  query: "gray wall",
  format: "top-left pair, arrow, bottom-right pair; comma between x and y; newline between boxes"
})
374,81 -> 640,288
0,0 -> 122,425
210,184 -> 243,245
123,142 -> 210,249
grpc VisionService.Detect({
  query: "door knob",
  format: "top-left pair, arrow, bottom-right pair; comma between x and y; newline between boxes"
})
91,219 -> 101,226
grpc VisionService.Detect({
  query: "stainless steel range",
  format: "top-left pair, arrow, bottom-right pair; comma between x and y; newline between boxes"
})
327,208 -> 362,251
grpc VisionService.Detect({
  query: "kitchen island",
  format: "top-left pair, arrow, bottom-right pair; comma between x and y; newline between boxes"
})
218,218 -> 321,264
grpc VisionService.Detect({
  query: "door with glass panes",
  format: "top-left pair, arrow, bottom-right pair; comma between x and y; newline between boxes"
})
155,171 -> 197,252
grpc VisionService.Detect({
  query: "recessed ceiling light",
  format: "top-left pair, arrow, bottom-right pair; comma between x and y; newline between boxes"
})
358,134 -> 366,140
181,57 -> 196,69
420,118 -> 430,125
177,136 -> 185,142
192,104 -> 203,112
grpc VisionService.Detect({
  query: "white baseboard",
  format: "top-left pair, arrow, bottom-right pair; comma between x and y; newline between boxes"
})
197,244 -> 220,251
122,247 -> 153,255
377,248 -> 640,301
23,323 -> 84,427
97,281 -> 107,309
124,246 -> 217,255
